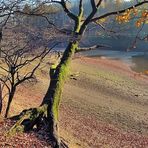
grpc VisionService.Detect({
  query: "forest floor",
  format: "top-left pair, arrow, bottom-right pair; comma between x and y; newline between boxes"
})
0,55 -> 148,148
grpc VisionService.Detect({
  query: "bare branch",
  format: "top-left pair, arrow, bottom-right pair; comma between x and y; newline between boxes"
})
128,21 -> 146,50
79,0 -> 83,16
51,0 -> 77,21
79,0 -> 103,35
0,76 -> 10,94
15,43 -> 59,86
76,44 -> 111,53
96,0 -> 103,8
91,1 -> 148,22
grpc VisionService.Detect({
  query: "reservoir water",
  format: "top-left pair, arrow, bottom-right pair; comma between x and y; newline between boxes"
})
80,37 -> 148,74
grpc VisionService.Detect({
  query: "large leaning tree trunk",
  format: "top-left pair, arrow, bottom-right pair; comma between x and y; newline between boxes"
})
7,0 -> 148,147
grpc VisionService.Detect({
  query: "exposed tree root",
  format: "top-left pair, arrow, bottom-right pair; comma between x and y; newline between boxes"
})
7,105 -> 67,148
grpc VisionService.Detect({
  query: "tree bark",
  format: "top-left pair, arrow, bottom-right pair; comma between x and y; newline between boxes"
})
5,87 -> 16,118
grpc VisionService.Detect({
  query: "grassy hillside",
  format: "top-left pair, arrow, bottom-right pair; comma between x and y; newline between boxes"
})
0,56 -> 148,147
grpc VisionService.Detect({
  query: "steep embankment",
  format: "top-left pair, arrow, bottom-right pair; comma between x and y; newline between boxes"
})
60,57 -> 148,147
1,56 -> 148,147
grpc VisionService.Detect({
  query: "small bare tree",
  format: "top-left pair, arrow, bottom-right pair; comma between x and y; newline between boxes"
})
0,44 -> 58,118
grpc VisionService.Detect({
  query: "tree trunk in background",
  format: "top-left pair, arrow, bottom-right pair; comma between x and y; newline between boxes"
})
0,84 -> 2,114
41,41 -> 78,147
